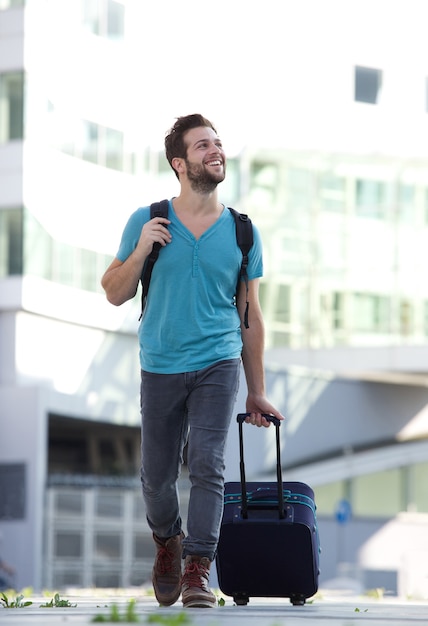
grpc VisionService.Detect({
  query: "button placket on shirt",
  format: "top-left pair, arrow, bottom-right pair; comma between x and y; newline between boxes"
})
192,242 -> 199,277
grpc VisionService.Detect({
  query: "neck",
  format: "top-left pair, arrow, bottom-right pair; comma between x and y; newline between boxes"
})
174,185 -> 220,216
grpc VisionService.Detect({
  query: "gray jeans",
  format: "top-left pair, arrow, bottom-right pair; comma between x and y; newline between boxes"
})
140,358 -> 241,560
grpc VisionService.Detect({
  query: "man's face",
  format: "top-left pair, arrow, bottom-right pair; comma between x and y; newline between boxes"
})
182,126 -> 226,193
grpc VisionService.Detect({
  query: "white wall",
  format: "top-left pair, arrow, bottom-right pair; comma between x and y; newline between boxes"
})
266,345 -> 428,375
0,387 -> 46,590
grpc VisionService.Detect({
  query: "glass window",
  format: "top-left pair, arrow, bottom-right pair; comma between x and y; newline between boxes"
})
250,161 -> 279,206
275,284 -> 291,323
271,330 -> 292,347
0,208 -> 23,276
82,0 -> 99,35
0,71 -> 24,142
7,209 -> 23,274
95,533 -> 121,559
156,149 -> 170,174
53,240 -> 75,286
314,481 -> 346,515
107,0 -> 125,39
96,493 -> 122,518
80,248 -> 98,291
330,292 -> 344,330
98,438 -> 119,474
259,281 -> 268,313
24,210 -> 53,280
48,436 -> 89,473
221,157 -> 240,205
251,161 -> 278,188
133,495 -> 145,520
23,209 -> 108,293
319,173 -> 346,212
94,570 -> 121,587
399,299 -> 413,336
47,105 -> 126,172
55,531 -> 82,557
56,492 -> 83,516
413,462 -> 428,512
0,0 -> 25,11
286,167 -> 312,209
0,463 -> 25,519
352,293 -> 390,333
398,184 -> 415,224
354,65 -> 382,104
353,469 -> 402,517
106,127 -> 123,170
82,0 -> 124,40
81,120 -> 99,164
134,534 -> 154,559
355,179 -> 392,219
53,569 -> 82,587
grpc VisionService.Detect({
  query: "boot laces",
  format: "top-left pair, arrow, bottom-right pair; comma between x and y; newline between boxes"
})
183,561 -> 208,588
156,545 -> 175,575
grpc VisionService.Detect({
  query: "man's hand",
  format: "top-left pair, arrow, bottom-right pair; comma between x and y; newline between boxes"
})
138,217 -> 171,257
244,413 -> 273,428
245,395 -> 285,428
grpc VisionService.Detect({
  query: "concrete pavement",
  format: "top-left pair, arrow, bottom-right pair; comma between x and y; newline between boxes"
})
1,589 -> 428,626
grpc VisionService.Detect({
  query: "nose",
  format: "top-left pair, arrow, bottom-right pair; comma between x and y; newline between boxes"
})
210,142 -> 222,155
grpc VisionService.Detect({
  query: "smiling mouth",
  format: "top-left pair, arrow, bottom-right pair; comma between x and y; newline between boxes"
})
205,159 -> 223,166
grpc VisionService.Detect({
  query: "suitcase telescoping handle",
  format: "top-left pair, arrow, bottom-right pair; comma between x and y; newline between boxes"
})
236,413 -> 285,519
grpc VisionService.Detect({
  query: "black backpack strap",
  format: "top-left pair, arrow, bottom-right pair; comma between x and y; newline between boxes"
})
139,199 -> 169,320
228,207 -> 254,329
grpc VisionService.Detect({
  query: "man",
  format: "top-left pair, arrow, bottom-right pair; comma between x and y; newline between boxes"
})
101,114 -> 284,608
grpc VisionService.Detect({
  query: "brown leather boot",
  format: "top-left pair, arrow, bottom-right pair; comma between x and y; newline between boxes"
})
181,555 -> 217,608
152,531 -> 184,606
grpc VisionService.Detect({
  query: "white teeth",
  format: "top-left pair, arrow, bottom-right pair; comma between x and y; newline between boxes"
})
207,160 -> 221,166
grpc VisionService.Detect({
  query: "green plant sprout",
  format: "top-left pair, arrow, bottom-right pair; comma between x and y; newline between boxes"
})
40,592 -> 77,607
0,591 -> 33,608
146,613 -> 191,625
92,599 -> 139,623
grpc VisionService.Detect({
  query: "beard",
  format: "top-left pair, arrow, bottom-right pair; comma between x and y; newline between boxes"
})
184,158 -> 226,194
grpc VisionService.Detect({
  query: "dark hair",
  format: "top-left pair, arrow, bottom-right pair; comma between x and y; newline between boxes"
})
165,114 -> 217,178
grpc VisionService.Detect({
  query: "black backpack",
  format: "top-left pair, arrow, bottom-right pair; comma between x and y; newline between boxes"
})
140,199 -> 254,328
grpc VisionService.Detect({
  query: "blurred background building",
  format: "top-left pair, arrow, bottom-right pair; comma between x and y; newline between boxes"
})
1,0 -> 428,597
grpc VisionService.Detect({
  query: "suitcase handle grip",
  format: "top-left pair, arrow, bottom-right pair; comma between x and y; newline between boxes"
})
237,413 -> 281,427
236,413 -> 285,520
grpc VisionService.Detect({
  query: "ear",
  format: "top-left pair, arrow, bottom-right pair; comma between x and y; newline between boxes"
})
172,157 -> 185,177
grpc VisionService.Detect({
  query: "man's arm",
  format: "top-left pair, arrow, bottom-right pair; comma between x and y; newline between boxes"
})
101,254 -> 144,306
101,217 -> 171,306
237,278 -> 285,427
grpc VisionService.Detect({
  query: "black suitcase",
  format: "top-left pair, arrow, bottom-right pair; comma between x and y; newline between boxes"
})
216,413 -> 320,606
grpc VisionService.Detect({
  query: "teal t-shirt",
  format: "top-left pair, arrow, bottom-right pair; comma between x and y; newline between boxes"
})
116,200 -> 263,374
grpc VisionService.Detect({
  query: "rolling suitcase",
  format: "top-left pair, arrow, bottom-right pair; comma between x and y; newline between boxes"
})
216,413 -> 320,606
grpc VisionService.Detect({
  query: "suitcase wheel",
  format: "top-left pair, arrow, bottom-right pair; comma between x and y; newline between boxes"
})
290,594 -> 305,606
233,594 -> 249,606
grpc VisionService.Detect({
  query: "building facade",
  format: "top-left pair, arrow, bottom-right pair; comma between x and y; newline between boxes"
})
1,0 -> 428,597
